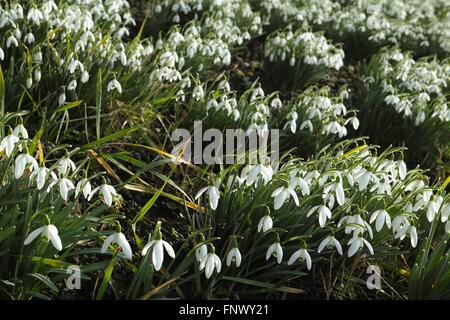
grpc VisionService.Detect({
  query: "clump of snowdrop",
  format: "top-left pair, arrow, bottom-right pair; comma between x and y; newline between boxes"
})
367,47 -> 450,124
264,26 -> 344,89
278,86 -> 358,140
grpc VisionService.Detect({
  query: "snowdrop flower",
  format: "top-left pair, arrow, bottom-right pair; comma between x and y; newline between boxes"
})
57,152 -> 76,176
426,197 -> 442,222
226,246 -> 242,267
0,127 -> 20,157
370,209 -> 392,232
107,79 -> 122,94
288,248 -> 312,270
307,205 -> 332,227
266,241 -> 283,264
14,150 -> 39,179
195,243 -> 208,262
397,160 -> 407,180
24,223 -> 62,251
75,172 -> 92,199
33,164 -> 57,191
245,164 -> 273,186
257,214 -> 273,233
441,204 -> 450,223
271,185 -> 299,210
101,228 -> 132,260
81,71 -> 90,83
142,235 -> 175,271
89,180 -> 118,206
192,85 -> 204,101
13,119 -> 28,139
199,247 -> 222,279
318,235 -> 343,255
347,236 -> 374,257
24,33 -> 35,44
58,177 -> 75,201
68,79 -> 77,91
58,92 -> 66,106
195,178 -> 221,210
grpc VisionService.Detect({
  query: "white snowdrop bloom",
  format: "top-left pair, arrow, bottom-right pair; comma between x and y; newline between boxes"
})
195,178 -> 221,210
68,79 -> 77,91
290,57 -> 296,66
266,241 -> 283,264
0,128 -> 19,158
226,247 -> 242,267
318,236 -> 343,255
441,204 -> 450,223
195,244 -> 208,262
33,165 -> 57,191
370,209 -> 392,232
107,79 -> 122,93
347,236 -> 374,257
58,177 -> 75,201
75,178 -> 92,199
13,123 -> 28,139
357,171 -> 372,191
307,205 -> 332,227
199,252 -> 222,279
192,85 -> 204,101
426,197 -> 442,222
120,51 -> 127,66
26,77 -> 33,89
288,248 -> 312,270
271,185 -> 299,210
6,35 -> 18,48
299,120 -> 313,133
409,226 -> 418,248
33,52 -> 42,62
290,174 -> 310,196
333,182 -> 345,206
397,160 -> 407,180
34,69 -> 41,82
24,33 -> 35,44
81,71 -> 90,83
89,182 -> 118,206
271,98 -> 282,109
257,215 -> 273,233
68,60 -> 83,74
14,152 -> 39,179
142,238 -> 175,271
24,224 -> 62,251
57,153 -> 76,176
101,231 -> 132,260
0,47 -> 4,61
245,164 -> 273,186
392,215 -> 416,247
58,93 -> 66,106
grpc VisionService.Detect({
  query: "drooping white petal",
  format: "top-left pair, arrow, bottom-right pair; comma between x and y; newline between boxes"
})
152,240 -> 164,271
101,234 -> 116,253
47,225 -> 62,251
162,240 -> 175,258
24,226 -> 45,245
209,187 -> 220,210
118,232 -> 132,260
